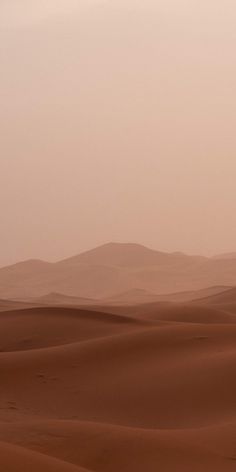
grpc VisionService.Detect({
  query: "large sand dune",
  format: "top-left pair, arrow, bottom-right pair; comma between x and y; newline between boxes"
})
1,292 -> 236,471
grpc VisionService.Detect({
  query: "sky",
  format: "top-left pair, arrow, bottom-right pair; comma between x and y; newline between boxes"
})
1,0 -> 236,266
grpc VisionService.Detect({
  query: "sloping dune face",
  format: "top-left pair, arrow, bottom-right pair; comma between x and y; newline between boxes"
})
1,299 -> 236,471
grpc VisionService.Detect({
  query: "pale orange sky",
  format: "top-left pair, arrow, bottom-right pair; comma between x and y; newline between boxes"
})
1,1 -> 236,266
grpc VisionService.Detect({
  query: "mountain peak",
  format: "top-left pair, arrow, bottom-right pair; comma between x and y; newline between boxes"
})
0,258 -> 52,272
58,242 -> 183,267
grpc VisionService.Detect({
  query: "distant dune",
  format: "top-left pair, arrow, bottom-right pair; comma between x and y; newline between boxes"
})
0,298 -> 37,312
102,285 -> 232,306
104,288 -> 160,305
194,287 -> 236,305
31,292 -> 96,306
89,300 -> 236,325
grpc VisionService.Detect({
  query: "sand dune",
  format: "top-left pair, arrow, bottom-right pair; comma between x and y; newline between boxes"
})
0,298 -> 37,312
0,306 -> 142,352
33,292 -> 96,306
1,320 -> 236,428
1,274 -> 236,470
1,419 -> 236,472
0,441 -> 89,471
104,288 -> 161,305
195,287 -> 236,305
88,300 -> 236,324
150,285 -> 232,303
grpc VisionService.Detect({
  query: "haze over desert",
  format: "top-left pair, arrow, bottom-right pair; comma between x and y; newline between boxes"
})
1,0 -> 236,471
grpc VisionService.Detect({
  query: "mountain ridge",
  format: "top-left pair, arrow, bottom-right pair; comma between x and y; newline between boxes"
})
1,242 -> 236,299
0,242 -> 207,271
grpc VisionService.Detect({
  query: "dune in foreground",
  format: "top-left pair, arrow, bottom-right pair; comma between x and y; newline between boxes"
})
1,298 -> 236,471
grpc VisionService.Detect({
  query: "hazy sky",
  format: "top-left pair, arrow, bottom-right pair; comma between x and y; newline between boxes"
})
1,0 -> 236,266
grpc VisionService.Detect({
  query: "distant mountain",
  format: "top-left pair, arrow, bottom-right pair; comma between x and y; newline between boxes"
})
58,242 -> 202,268
213,252 -> 236,260
1,243 -> 236,300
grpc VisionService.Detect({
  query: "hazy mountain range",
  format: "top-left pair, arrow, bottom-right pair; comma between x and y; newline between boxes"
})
1,242 -> 236,300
